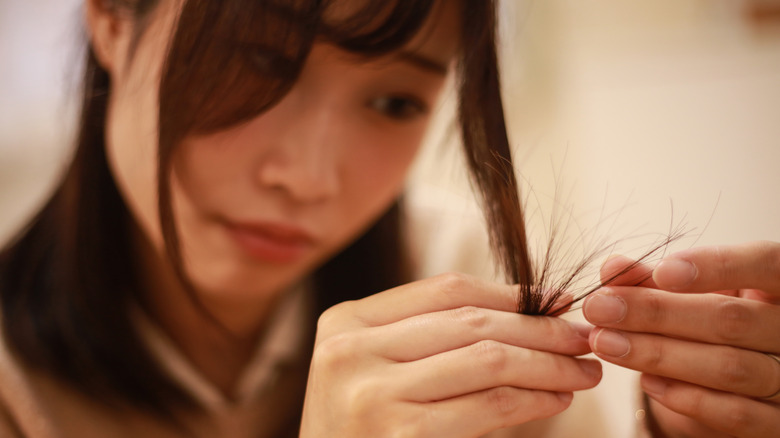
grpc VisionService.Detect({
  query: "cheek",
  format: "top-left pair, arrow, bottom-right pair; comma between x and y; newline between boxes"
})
341,125 -> 424,214
354,144 -> 417,192
171,131 -> 255,212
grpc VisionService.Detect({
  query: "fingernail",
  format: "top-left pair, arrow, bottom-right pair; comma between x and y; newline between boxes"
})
583,293 -> 627,324
593,328 -> 630,357
599,254 -> 623,270
641,374 -> 667,397
578,359 -> 603,379
655,259 -> 697,289
570,322 -> 594,339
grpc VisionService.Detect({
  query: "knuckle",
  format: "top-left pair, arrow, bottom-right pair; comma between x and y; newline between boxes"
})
720,403 -> 752,435
431,272 -> 474,300
450,306 -> 489,330
714,299 -> 753,344
712,245 -> 731,284
641,339 -> 666,372
542,319 -> 569,350
313,332 -> 360,370
344,377 -> 382,416
316,308 -> 336,333
641,292 -> 667,328
717,348 -> 751,391
486,386 -> 520,420
316,300 -> 353,332
475,340 -> 508,375
673,385 -> 710,424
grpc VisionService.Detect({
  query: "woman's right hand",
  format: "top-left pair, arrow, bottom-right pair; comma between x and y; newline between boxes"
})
299,273 -> 602,438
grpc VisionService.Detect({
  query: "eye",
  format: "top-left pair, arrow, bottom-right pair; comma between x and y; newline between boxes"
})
369,96 -> 428,121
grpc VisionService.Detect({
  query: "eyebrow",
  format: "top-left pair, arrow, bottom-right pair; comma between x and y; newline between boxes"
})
396,51 -> 450,76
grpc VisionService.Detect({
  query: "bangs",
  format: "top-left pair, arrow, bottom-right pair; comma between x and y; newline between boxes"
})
159,0 -> 436,138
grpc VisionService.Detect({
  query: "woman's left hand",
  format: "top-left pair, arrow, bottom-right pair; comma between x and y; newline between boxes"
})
583,241 -> 780,437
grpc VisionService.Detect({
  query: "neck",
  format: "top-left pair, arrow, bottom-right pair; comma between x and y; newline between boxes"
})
131,227 -> 276,397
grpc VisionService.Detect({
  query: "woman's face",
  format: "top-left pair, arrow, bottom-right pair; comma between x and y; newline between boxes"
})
98,1 -> 459,304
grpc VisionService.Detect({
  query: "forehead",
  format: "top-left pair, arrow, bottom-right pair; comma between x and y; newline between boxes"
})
400,1 -> 461,64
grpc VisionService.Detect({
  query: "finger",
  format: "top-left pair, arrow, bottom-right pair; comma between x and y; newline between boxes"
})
423,388 -> 572,438
643,397 -> 729,438
363,307 -> 592,362
589,328 -> 780,398
641,374 -> 780,438
582,286 -> 780,353
653,241 -> 780,298
320,273 -> 519,335
600,255 -> 658,288
547,298 -> 574,316
395,340 -> 601,401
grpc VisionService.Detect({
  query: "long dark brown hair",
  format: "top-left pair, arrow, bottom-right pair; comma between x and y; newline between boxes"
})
0,0 -> 530,426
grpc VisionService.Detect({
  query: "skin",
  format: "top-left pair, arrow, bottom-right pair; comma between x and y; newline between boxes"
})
584,241 -> 780,437
87,0 -> 601,435
299,273 -> 601,437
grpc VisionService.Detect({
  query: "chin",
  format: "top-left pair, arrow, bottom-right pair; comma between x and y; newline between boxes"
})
184,252 -> 311,303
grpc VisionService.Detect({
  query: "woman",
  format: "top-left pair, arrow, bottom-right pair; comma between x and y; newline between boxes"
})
0,0 -> 777,437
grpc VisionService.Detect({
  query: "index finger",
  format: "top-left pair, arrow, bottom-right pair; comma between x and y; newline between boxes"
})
337,273 -> 520,327
600,254 -> 658,288
652,241 -> 780,297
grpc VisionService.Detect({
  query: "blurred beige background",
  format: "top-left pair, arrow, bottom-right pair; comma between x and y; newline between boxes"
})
415,0 -> 780,247
2,1 -> 779,437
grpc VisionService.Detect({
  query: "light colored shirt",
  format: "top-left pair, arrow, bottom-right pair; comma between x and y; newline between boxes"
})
0,286 -> 310,438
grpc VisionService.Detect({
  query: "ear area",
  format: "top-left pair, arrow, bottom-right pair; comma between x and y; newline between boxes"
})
85,0 -> 126,72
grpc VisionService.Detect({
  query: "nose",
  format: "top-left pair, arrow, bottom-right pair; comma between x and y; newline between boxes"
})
253,96 -> 342,203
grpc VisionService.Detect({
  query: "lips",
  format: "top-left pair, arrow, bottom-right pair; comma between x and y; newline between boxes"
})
223,220 -> 315,263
